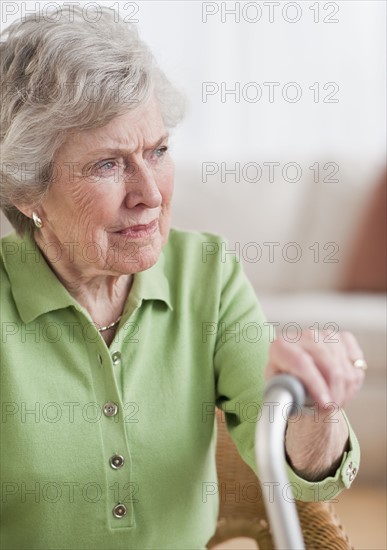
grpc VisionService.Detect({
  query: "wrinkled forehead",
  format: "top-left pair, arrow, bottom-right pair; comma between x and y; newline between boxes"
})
56,95 -> 168,161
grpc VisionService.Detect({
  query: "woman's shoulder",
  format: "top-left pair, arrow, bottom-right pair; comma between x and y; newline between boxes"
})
164,227 -> 233,272
0,231 -> 22,259
0,231 -> 17,273
165,227 -> 227,259
0,233 -> 18,309
0,231 -> 24,278
167,226 -> 224,242
163,227 -> 260,320
162,227 -> 242,289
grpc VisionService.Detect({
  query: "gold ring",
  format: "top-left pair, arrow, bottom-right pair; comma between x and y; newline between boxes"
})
353,358 -> 368,371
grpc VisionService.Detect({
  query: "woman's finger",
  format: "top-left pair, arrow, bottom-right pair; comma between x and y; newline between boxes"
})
296,330 -> 347,406
265,330 -> 366,409
339,331 -> 367,400
266,338 -> 333,407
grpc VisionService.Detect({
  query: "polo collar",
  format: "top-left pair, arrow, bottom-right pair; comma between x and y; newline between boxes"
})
1,232 -> 172,325
127,248 -> 173,312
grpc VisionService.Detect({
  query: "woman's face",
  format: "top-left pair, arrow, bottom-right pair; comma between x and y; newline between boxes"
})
37,95 -> 174,277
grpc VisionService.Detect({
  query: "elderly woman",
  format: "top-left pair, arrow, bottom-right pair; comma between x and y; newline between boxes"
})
0,7 -> 366,550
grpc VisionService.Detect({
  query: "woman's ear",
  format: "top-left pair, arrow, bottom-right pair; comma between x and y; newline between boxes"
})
13,205 -> 34,219
12,203 -> 44,228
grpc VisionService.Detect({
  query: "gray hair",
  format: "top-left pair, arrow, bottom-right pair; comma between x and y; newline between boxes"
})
0,6 -> 186,236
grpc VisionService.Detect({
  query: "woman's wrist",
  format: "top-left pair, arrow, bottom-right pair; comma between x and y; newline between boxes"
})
284,409 -> 350,481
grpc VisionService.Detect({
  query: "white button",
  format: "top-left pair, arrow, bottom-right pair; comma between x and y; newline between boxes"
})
112,352 -> 121,366
103,402 -> 118,417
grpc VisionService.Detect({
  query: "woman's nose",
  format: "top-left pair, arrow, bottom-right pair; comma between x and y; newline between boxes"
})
123,162 -> 162,209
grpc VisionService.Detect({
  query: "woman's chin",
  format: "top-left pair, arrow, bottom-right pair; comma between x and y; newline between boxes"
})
105,236 -> 164,275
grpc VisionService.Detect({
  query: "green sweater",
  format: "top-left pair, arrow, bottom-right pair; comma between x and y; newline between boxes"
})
0,228 -> 360,549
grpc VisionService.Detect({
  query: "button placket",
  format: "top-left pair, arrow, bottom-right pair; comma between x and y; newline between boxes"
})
89,342 -> 134,529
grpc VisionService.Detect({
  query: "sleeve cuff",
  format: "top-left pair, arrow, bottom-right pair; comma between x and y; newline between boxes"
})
285,409 -> 361,502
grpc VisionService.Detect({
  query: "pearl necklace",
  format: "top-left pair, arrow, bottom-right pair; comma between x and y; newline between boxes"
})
98,315 -> 122,333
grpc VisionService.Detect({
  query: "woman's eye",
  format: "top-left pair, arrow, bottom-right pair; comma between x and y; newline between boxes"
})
153,146 -> 168,159
98,160 -> 116,171
90,160 -> 121,178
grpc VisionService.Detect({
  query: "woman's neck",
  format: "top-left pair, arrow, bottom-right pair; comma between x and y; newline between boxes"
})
34,233 -> 134,333
64,274 -> 133,327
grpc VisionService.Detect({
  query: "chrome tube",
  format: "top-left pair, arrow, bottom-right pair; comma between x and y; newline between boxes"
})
255,375 -> 307,550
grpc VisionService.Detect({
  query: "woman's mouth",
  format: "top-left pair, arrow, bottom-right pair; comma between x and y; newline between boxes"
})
114,219 -> 159,239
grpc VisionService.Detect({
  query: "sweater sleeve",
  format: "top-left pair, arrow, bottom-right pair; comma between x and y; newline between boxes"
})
213,249 -> 361,501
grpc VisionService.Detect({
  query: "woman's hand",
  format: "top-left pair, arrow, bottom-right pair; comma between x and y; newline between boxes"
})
265,329 -> 367,480
265,328 -> 366,410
